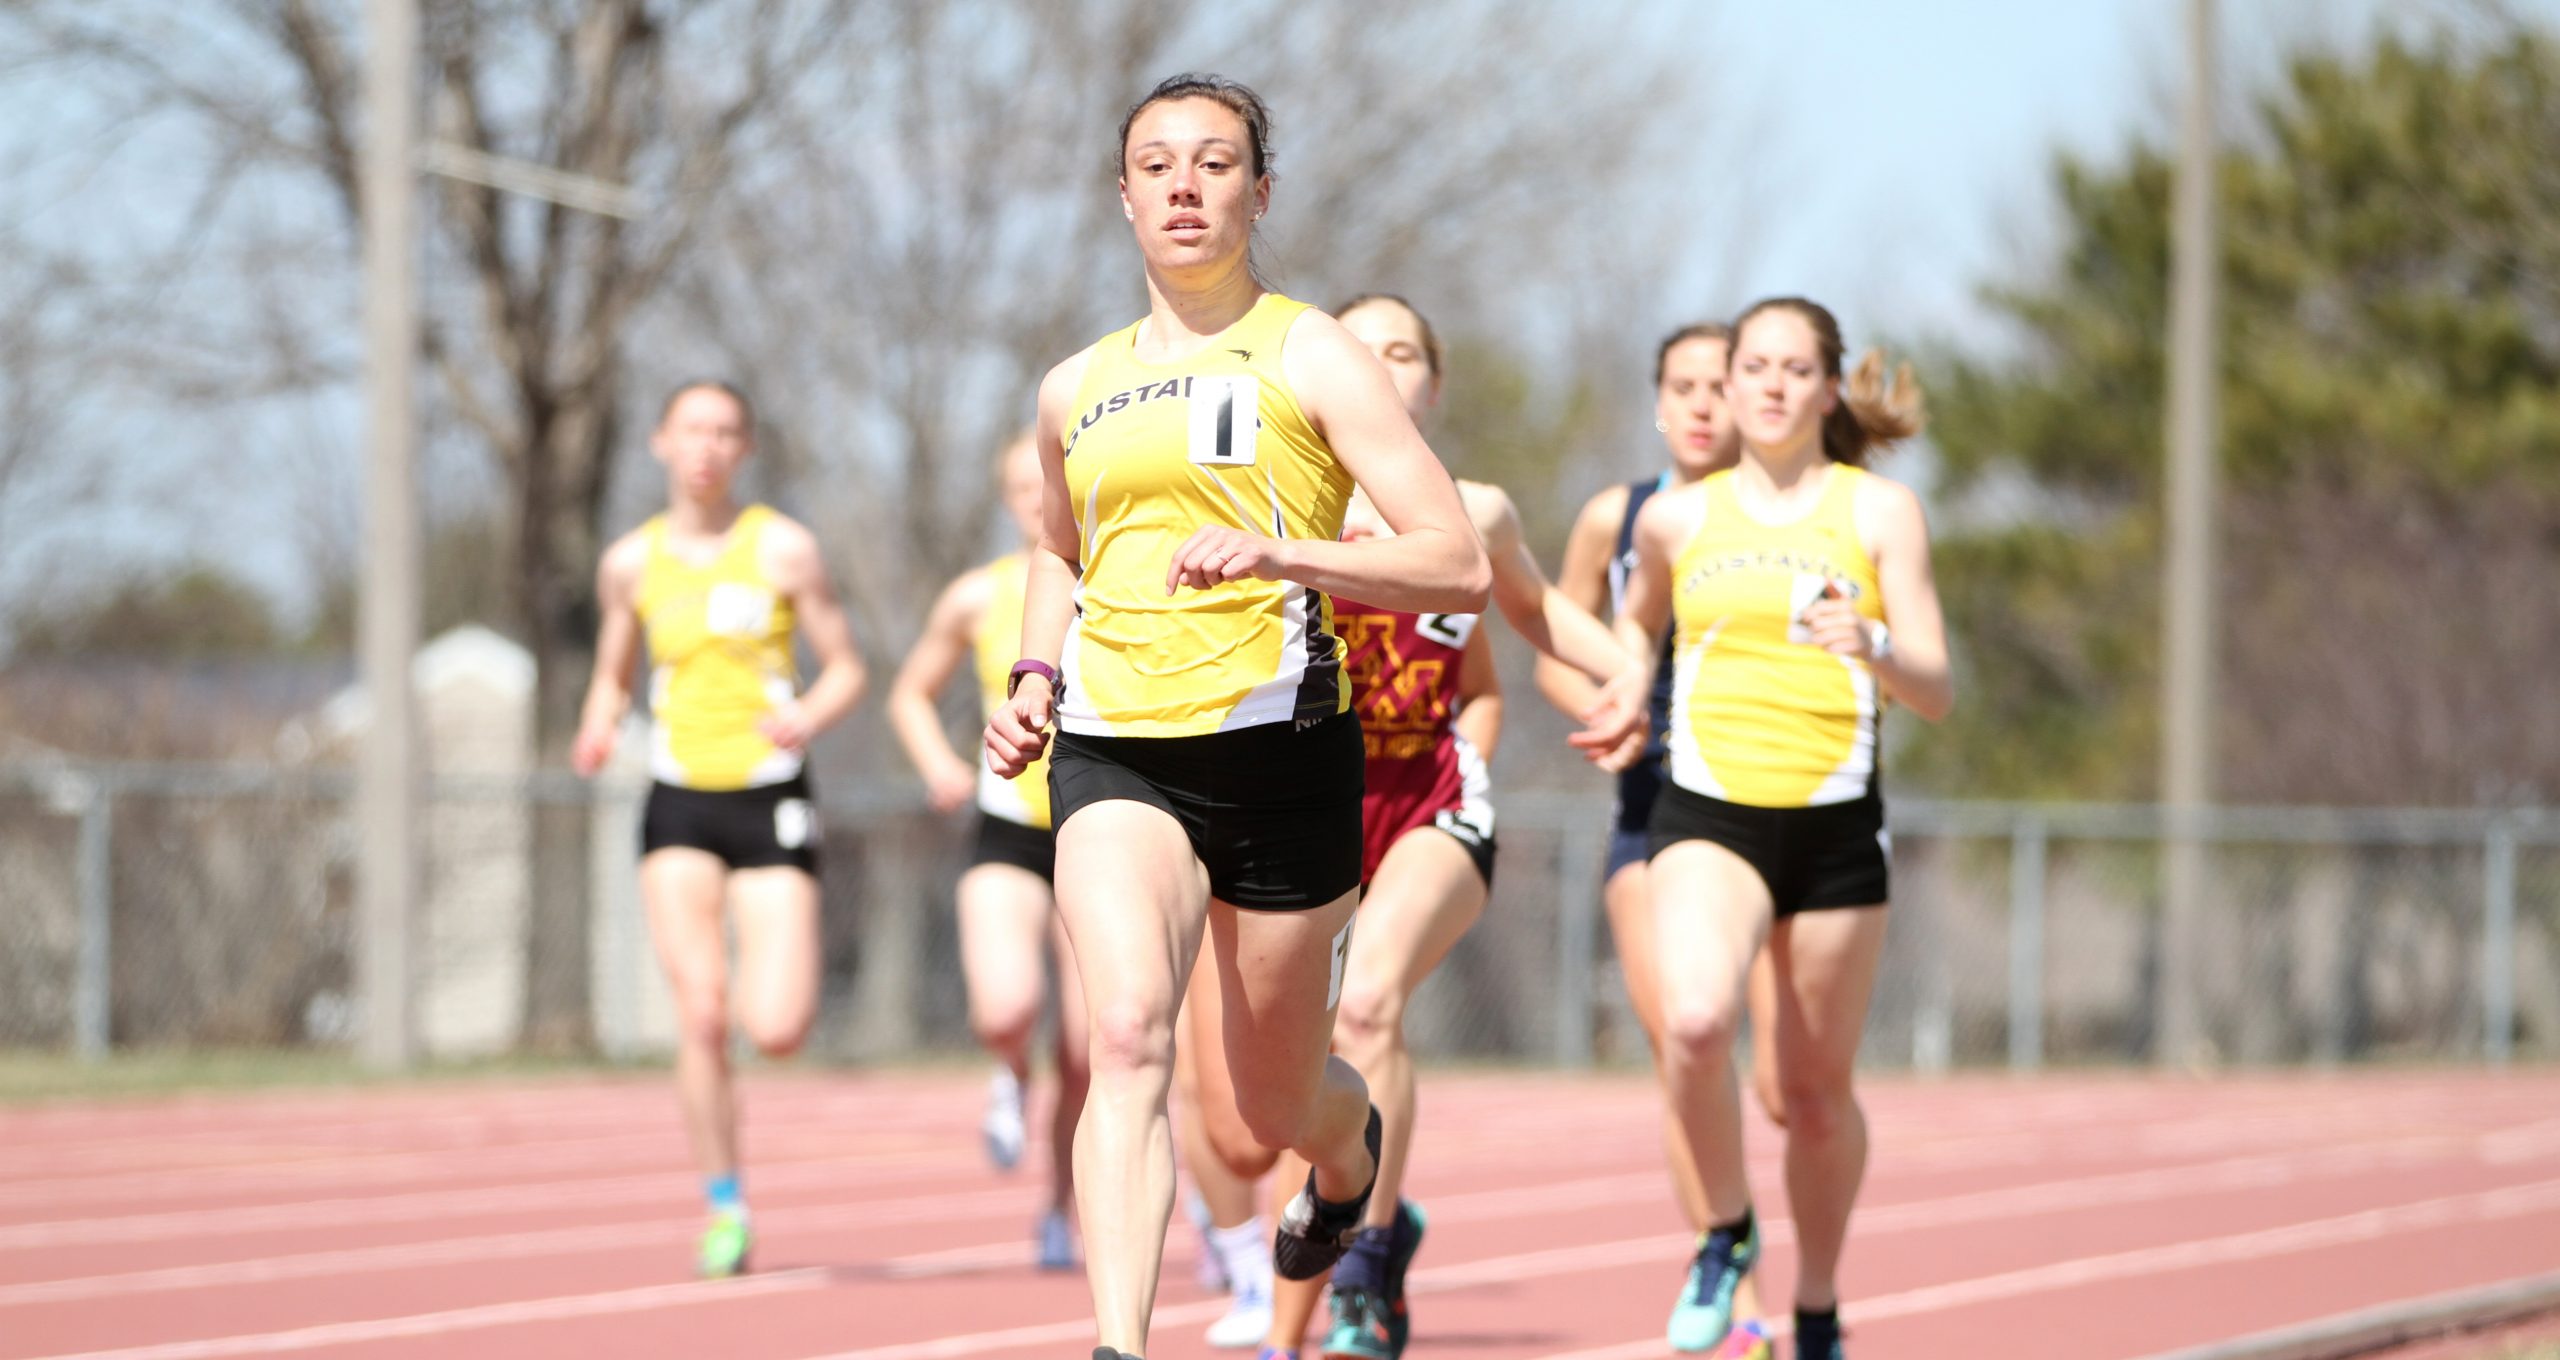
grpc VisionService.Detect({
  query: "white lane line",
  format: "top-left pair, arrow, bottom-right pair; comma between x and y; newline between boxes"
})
800,1175 -> 2560,1360
17,1268 -> 835,1360
0,1143 -> 988,1252
0,1185 -> 1048,1307
1521,1177 -> 2560,1360
18,1107 -> 2555,1308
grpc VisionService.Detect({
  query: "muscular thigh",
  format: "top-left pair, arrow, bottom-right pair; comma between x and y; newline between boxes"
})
1767,906 -> 1888,1088
1054,798 -> 1209,1039
1207,888 -> 1359,1108
643,848 -> 732,997
1347,830 -> 1487,1001
958,863 -> 1055,1001
1647,838 -> 1774,1013
728,866 -> 820,1020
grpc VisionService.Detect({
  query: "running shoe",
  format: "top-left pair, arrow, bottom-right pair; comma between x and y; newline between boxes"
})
1320,1286 -> 1394,1360
1379,1200 -> 1427,1356
696,1208 -> 752,1278
1203,1267 -> 1274,1348
1713,1319 -> 1773,1360
1036,1208 -> 1078,1271
1665,1219 -> 1759,1351
1274,1105 -> 1383,1282
982,1067 -> 1026,1171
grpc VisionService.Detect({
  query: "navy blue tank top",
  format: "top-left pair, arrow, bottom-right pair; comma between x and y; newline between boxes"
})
1609,474 -> 1678,831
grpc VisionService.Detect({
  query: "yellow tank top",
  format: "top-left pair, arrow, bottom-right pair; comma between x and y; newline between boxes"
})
635,504 -> 802,791
1666,465 -> 1885,808
1056,292 -> 1353,736
972,552 -> 1052,828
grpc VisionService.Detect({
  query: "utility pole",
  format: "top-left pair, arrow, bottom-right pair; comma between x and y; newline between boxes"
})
359,0 -> 419,1071
2157,0 -> 2221,1068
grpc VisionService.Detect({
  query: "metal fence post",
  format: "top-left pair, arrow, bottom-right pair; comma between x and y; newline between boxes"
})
1553,826 -> 1601,1069
74,781 -> 114,1060
2008,815 -> 2048,1072
2484,817 -> 2517,1067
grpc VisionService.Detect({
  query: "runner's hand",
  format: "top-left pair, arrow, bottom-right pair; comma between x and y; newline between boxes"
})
1569,665 -> 1649,769
1165,527 -> 1290,595
986,674 -> 1055,779
926,761 -> 979,813
759,704 -> 816,753
571,721 -> 617,778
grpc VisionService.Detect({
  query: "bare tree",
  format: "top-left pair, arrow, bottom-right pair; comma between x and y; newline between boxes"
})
661,0 -> 1722,651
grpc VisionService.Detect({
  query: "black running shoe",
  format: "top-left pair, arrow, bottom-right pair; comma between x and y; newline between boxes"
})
1273,1105 -> 1383,1281
1091,1349 -> 1142,1360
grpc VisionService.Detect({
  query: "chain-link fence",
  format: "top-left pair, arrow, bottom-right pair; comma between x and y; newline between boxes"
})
3,759 -> 2552,1070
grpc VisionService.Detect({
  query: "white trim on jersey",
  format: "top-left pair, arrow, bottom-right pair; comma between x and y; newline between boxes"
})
1664,622 -> 1733,800
1219,580 -> 1316,730
1803,656 -> 1880,808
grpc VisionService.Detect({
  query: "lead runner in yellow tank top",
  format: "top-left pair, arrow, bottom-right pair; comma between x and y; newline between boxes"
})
886,430 -> 1089,1271
977,75 -> 1489,1360
570,381 -> 867,1281
1597,299 -> 1952,1358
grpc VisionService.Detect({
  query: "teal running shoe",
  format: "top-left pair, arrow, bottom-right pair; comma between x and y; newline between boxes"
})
1320,1287 -> 1393,1360
1665,1218 -> 1758,1351
1380,1200 -> 1426,1356
697,1208 -> 752,1278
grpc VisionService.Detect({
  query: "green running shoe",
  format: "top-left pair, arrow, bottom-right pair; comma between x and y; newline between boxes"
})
1320,1287 -> 1394,1360
1665,1220 -> 1757,1352
697,1209 -> 753,1278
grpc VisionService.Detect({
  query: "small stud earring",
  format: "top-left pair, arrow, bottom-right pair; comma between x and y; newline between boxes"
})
1655,420 -> 1669,433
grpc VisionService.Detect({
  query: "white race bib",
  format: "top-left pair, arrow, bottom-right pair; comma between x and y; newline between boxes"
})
1186,375 -> 1261,467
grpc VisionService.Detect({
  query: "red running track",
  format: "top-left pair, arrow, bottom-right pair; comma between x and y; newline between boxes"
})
0,1069 -> 2553,1359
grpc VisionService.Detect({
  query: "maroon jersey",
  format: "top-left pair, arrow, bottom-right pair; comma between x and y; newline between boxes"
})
1336,602 -> 1494,884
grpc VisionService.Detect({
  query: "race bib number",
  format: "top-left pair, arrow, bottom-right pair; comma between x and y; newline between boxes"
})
1417,612 -> 1479,650
706,583 -> 776,639
1186,376 -> 1261,467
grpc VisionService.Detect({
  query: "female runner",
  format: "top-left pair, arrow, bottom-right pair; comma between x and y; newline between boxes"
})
1179,293 -> 1640,1360
572,380 -> 867,1277
983,75 -> 1492,1360
1594,298 -> 1949,1358
887,429 -> 1090,1270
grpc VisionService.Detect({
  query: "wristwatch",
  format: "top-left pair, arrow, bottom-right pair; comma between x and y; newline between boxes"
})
1865,621 -> 1894,663
1007,658 -> 1060,697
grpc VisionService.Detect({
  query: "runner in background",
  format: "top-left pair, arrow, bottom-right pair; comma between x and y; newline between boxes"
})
887,429 -> 1089,1271
572,380 -> 867,1278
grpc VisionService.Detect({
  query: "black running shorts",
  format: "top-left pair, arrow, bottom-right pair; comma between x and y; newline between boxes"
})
1047,711 -> 1364,911
640,775 -> 821,874
1646,782 -> 1889,917
968,811 -> 1057,883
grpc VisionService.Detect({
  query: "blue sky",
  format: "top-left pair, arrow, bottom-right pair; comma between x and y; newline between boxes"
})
1694,0 -> 2545,349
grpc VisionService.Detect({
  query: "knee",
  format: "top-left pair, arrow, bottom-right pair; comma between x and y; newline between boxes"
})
1333,978 -> 1404,1062
1660,994 -> 1744,1065
1776,1075 -> 1858,1142
672,983 -> 730,1052
1083,999 -> 1174,1081
1204,1101 -> 1281,1178
1753,1064 -> 1789,1129
969,997 -> 1038,1056
741,1006 -> 811,1059
1229,1083 -> 1309,1160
